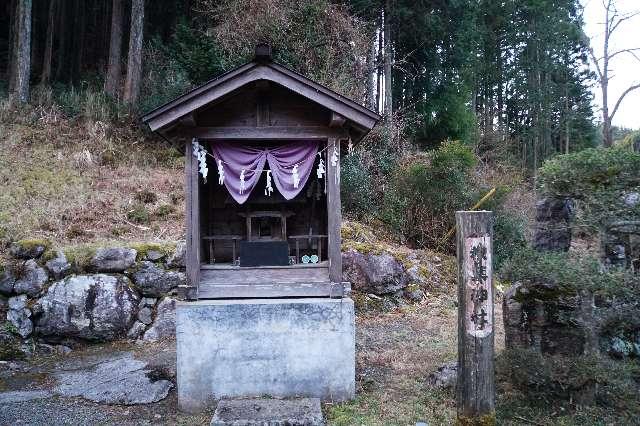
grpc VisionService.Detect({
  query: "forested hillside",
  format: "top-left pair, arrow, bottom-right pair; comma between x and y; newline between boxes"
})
1,0 -> 607,251
2,0 -> 598,155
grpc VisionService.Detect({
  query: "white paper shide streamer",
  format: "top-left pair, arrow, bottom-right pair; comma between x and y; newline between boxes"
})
265,170 -> 273,196
192,139 -> 208,181
239,169 -> 246,194
331,145 -> 340,184
217,159 -> 225,185
316,152 -> 326,179
292,164 -> 300,189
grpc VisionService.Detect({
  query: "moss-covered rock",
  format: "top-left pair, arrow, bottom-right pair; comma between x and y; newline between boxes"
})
341,220 -> 456,301
90,247 -> 137,273
63,245 -> 99,273
127,242 -> 176,262
9,239 -> 50,259
13,260 -> 48,297
131,261 -> 185,296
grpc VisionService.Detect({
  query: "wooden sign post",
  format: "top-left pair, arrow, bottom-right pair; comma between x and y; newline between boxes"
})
455,211 -> 495,425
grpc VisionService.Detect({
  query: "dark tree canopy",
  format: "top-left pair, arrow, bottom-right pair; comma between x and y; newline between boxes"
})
2,0 -> 597,169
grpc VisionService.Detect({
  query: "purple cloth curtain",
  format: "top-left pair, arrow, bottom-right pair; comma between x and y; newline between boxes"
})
210,141 -> 319,204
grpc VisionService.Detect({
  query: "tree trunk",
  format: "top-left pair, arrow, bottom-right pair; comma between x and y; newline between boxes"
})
29,0 -> 38,80
602,2 -> 612,147
9,0 -> 32,103
55,0 -> 67,81
8,0 -> 17,93
104,0 -> 124,98
41,0 -> 56,85
383,0 -> 392,124
375,12 -> 383,113
123,0 -> 144,106
71,0 -> 86,84
366,31 -> 376,111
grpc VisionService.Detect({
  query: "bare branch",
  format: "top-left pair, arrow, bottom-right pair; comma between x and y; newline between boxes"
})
588,47 -> 604,82
607,47 -> 640,61
610,83 -> 640,120
610,10 -> 640,33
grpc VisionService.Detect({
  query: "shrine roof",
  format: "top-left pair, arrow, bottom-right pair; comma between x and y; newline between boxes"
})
141,47 -> 381,138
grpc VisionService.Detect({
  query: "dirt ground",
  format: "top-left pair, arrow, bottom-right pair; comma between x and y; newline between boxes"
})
326,293 -> 504,425
3,294 -> 634,426
0,292 -> 482,426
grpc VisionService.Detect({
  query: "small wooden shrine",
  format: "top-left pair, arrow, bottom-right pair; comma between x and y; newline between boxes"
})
142,45 -> 380,300
142,46 -> 379,411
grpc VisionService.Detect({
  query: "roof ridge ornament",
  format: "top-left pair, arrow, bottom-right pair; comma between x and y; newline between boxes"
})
254,44 -> 273,62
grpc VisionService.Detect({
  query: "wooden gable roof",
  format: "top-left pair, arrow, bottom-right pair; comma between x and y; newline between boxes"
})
141,52 -> 381,141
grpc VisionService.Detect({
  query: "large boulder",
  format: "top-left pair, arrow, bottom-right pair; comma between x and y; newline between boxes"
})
13,260 -> 48,297
90,247 -> 137,272
142,297 -> 176,341
131,261 -> 185,297
7,295 -> 33,338
34,274 -> 139,341
342,249 -> 409,295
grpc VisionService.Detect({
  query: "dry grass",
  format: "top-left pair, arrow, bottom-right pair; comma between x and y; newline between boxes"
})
0,101 -> 185,254
326,291 -> 505,425
327,290 -> 637,426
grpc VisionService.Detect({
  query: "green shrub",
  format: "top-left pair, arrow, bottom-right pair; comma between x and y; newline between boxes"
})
139,38 -> 193,113
538,147 -> 640,197
619,130 -> 640,152
537,147 -> 640,231
154,204 -> 176,218
382,141 -> 476,248
166,19 -> 225,85
497,349 -> 640,410
51,82 -> 121,121
493,212 -> 527,270
500,247 -> 640,299
127,204 -> 150,225
134,190 -> 158,204
341,153 -> 376,217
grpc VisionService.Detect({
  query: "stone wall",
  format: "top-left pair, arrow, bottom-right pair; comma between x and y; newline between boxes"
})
1,240 -> 186,358
1,225 -> 454,358
533,196 -> 573,252
503,195 -> 640,361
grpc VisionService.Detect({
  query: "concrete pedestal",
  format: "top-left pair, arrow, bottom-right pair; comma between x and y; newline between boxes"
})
176,298 -> 355,413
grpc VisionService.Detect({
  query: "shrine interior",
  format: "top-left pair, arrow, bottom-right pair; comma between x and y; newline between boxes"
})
199,141 -> 329,267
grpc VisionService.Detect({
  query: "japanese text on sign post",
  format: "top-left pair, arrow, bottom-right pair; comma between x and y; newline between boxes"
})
464,236 -> 493,338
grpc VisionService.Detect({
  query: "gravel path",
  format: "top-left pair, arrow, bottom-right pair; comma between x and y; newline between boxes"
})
0,340 -> 212,425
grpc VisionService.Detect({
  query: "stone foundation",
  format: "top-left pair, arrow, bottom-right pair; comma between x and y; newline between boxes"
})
176,298 -> 355,413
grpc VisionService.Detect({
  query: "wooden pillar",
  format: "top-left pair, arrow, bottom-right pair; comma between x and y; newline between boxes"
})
183,140 -> 200,300
455,211 -> 495,424
326,138 -> 342,283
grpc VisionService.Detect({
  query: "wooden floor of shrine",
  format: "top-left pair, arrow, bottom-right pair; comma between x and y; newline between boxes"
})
198,262 -> 336,298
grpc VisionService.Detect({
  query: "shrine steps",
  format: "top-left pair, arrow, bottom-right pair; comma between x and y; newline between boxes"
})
201,263 -> 329,283
198,264 -> 346,298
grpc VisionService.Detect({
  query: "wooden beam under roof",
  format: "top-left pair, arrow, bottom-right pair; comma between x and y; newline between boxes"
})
182,126 -> 348,140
